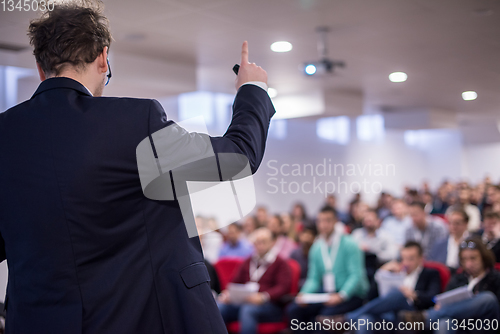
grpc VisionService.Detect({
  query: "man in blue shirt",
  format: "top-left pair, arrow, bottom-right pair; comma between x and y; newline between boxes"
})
219,223 -> 254,259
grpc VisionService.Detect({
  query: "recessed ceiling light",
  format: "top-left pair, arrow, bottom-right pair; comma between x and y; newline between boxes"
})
389,72 -> 407,83
462,91 -> 477,101
270,41 -> 292,53
305,64 -> 317,75
268,88 -> 278,98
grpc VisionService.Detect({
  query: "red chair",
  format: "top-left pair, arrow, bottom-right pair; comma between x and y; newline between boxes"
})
424,261 -> 451,292
226,258 -> 301,334
214,258 -> 245,290
431,214 -> 448,224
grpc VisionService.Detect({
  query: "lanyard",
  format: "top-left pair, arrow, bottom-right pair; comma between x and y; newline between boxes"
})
249,248 -> 278,282
320,231 -> 342,272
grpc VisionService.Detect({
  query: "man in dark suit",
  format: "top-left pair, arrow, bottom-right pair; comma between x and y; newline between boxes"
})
331,241 -> 442,334
0,2 -> 274,333
428,208 -> 470,271
475,211 -> 500,262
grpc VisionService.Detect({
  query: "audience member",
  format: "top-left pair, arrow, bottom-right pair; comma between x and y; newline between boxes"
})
255,206 -> 269,228
332,241 -> 441,334
476,210 -> 500,262
266,214 -> 297,259
243,215 -> 259,239
421,191 -> 434,214
484,184 -> 500,214
280,212 -> 297,242
405,202 -> 448,258
375,192 -> 393,221
431,185 -> 450,214
291,202 -> 312,230
400,237 -> 500,331
325,194 -> 348,222
380,199 -> 412,246
196,216 -> 223,264
287,206 -> 368,333
290,226 -> 318,289
218,228 -> 292,334
428,209 -> 470,270
346,201 -> 369,232
351,208 -> 398,264
219,223 -> 254,259
204,259 -> 221,295
445,187 -> 481,231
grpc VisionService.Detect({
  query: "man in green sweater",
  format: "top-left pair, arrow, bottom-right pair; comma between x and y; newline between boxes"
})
288,206 -> 369,333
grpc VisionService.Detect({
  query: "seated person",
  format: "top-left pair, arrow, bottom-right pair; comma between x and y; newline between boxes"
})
218,228 -> 292,334
428,209 -> 470,271
351,208 -> 398,264
266,214 -> 297,259
218,223 -> 254,259
476,210 -> 500,263
204,259 -> 221,296
332,241 -> 441,334
445,188 -> 481,232
380,198 -> 412,247
405,201 -> 448,258
287,206 -> 369,333
290,226 -> 318,289
401,237 -> 500,332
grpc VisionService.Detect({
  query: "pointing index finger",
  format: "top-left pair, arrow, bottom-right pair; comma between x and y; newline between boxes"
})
241,41 -> 249,64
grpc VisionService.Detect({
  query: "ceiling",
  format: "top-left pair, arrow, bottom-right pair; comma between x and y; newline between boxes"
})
1,0 -> 500,124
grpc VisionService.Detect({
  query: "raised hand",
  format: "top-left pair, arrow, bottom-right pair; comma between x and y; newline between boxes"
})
235,41 -> 268,90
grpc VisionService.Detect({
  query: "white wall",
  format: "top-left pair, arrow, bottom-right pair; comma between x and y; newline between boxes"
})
251,120 -> 465,216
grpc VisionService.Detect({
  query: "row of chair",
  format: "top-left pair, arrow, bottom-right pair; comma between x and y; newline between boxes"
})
213,258 -> 500,334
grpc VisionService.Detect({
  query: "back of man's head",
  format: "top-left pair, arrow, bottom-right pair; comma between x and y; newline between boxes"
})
28,0 -> 111,77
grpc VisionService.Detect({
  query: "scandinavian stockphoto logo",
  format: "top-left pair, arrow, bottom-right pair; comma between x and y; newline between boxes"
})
136,116 -> 256,238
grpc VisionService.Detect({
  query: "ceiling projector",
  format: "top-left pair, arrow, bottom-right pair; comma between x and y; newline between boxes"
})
303,26 -> 346,76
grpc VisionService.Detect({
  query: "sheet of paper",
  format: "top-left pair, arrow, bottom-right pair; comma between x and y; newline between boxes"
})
375,269 -> 406,297
299,293 -> 331,304
227,282 -> 260,304
434,286 -> 472,306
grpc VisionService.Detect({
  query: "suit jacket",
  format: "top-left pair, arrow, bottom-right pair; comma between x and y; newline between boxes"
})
231,256 -> 292,304
446,270 -> 500,303
428,237 -> 449,265
0,77 -> 275,334
413,267 -> 442,310
300,234 -> 369,299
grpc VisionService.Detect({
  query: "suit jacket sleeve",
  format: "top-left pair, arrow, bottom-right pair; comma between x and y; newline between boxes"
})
338,238 -> 366,299
148,84 -> 275,175
445,273 -> 467,291
414,269 -> 441,309
0,232 -> 5,262
300,243 -> 322,294
264,260 -> 292,302
231,260 -> 250,285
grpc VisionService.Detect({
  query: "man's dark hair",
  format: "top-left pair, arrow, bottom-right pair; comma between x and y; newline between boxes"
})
302,225 -> 318,237
28,0 -> 112,76
319,205 -> 337,219
409,201 -> 426,211
448,207 -> 469,223
459,237 -> 496,270
364,208 -> 379,219
483,210 -> 500,220
228,223 -> 243,232
403,241 -> 423,256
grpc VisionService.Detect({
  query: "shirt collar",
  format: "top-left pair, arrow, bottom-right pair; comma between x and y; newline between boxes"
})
319,222 -> 345,246
406,265 -> 423,277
